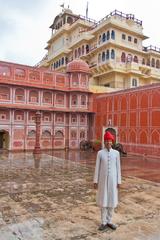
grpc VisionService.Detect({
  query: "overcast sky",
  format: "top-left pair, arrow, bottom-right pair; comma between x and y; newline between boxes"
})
0,0 -> 159,66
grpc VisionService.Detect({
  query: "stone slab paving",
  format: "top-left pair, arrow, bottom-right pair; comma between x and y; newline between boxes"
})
0,151 -> 159,239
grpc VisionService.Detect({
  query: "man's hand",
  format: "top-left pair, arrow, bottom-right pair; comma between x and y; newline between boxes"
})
117,184 -> 121,188
94,183 -> 98,189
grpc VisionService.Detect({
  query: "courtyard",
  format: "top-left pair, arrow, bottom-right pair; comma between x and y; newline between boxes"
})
0,150 -> 159,240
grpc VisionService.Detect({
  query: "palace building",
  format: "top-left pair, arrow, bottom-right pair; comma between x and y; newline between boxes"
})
39,8 -> 160,93
1,7 -> 160,157
0,59 -> 94,151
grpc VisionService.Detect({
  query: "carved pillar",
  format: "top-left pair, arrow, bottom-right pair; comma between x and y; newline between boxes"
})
33,111 -> 41,154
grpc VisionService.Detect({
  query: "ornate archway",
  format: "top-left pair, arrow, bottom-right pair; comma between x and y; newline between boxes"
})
0,130 -> 9,149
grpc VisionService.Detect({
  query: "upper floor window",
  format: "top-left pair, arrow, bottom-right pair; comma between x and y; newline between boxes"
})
156,59 -> 160,68
133,56 -> 138,63
142,58 -> 145,65
121,52 -> 126,63
122,34 -> 126,40
61,57 -> 64,65
82,45 -> 85,55
81,95 -> 86,105
86,44 -> 89,54
146,59 -> 150,66
71,114 -> 77,123
102,33 -> 106,42
102,52 -> 105,62
71,95 -> 78,105
78,47 -> 81,57
132,78 -> 138,87
55,93 -> 65,105
107,31 -> 110,40
111,30 -> 115,40
128,36 -> 132,42
151,58 -> 155,67
134,38 -> 138,44
111,49 -> 115,59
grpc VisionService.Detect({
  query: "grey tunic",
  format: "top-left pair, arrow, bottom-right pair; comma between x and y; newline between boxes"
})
93,148 -> 121,208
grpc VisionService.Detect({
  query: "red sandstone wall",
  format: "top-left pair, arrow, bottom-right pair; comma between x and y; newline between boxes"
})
94,84 -> 160,157
0,61 -> 94,151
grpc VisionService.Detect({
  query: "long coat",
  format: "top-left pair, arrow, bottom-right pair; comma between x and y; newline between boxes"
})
93,148 -> 121,208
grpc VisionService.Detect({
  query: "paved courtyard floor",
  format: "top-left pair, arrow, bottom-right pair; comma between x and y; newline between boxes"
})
0,150 -> 159,240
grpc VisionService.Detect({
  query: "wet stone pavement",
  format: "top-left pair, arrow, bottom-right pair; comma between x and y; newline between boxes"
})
0,150 -> 159,240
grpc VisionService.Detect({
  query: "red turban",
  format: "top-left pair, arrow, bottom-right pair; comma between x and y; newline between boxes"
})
104,131 -> 114,142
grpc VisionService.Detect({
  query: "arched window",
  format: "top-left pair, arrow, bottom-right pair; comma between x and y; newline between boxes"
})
28,130 -> 36,138
42,130 -> 51,138
156,59 -> 160,68
106,50 -> 109,60
67,17 -> 73,24
80,131 -> 85,139
71,114 -> 77,123
78,47 -> 81,57
121,52 -> 126,62
127,54 -> 132,63
55,93 -> 64,105
15,88 -> 24,102
111,49 -> 115,59
29,90 -> 38,103
111,30 -> 115,40
107,31 -> 110,40
61,57 -> 64,65
132,78 -> 138,87
75,49 -> 78,58
142,58 -> 145,65
81,95 -> 86,105
102,52 -> 105,62
80,114 -> 86,123
71,95 -> 78,106
55,130 -> 63,138
133,55 -> 138,63
151,58 -> 155,67
98,35 -> 102,44
55,113 -> 64,123
102,33 -> 106,42
71,130 -> 77,139
146,59 -> 150,66
82,45 -> 85,55
86,45 -> 89,54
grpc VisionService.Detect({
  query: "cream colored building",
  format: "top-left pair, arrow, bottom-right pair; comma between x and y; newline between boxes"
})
39,8 -> 160,93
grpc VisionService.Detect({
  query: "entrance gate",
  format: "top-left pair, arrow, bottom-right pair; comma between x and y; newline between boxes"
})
0,130 -> 9,149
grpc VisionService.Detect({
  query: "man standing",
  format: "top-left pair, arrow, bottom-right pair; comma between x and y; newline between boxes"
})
93,131 -> 121,231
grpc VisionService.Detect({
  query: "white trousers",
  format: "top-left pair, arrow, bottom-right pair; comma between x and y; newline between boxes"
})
101,207 -> 114,225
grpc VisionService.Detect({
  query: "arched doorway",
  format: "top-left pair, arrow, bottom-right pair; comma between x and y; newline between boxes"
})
0,130 -> 9,149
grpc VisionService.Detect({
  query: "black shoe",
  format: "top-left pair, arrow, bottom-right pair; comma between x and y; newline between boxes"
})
107,223 -> 117,230
98,224 -> 108,231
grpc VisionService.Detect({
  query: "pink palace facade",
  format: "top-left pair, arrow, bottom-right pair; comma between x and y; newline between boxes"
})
0,59 -> 94,151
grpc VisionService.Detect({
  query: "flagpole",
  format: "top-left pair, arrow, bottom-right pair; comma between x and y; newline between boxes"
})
86,1 -> 89,18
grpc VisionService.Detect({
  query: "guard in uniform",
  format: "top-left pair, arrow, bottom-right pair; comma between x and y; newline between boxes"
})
93,131 -> 121,231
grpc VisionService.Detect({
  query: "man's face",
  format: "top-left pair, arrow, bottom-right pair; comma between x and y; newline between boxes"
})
104,140 -> 112,149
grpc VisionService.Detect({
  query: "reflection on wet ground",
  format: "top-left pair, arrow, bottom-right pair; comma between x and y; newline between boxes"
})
49,150 -> 160,183
0,150 -> 159,240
